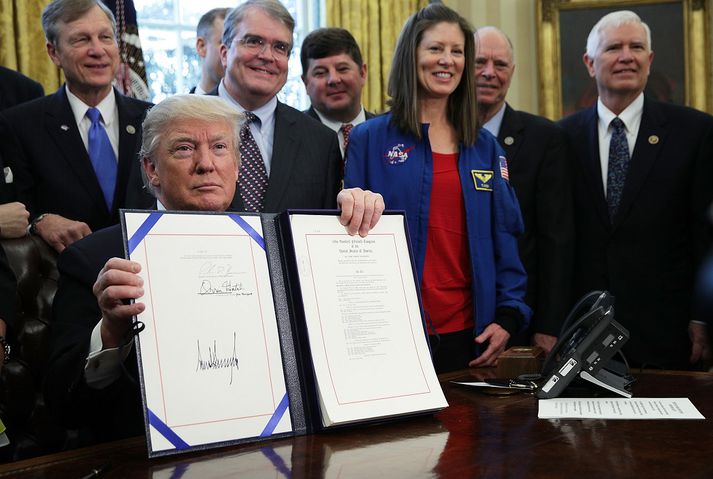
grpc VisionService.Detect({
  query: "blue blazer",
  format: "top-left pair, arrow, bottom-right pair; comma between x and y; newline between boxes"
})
345,113 -> 531,338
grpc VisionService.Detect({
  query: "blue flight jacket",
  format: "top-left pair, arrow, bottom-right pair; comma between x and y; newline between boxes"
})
344,113 -> 531,338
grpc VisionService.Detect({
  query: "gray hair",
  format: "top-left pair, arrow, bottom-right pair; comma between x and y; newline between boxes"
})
139,95 -> 244,194
585,10 -> 652,58
42,0 -> 117,46
197,7 -> 230,39
222,0 -> 295,48
475,26 -> 514,63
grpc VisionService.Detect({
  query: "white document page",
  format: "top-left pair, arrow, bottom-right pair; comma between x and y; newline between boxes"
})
124,212 -> 291,455
538,397 -> 705,419
288,214 -> 447,426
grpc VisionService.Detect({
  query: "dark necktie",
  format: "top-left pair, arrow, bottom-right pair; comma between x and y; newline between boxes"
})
340,123 -> 353,182
606,117 -> 630,221
238,112 -> 268,212
341,123 -> 353,157
86,107 -> 117,211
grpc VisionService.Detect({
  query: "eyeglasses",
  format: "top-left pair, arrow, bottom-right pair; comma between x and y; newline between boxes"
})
237,34 -> 291,58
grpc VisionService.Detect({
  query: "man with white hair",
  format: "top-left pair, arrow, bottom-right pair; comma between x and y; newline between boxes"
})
559,10 -> 713,369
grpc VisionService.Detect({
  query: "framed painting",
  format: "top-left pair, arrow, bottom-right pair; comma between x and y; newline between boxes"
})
536,0 -> 711,119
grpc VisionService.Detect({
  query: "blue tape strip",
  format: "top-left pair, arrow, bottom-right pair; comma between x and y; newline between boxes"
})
148,409 -> 190,450
260,393 -> 289,437
168,463 -> 189,479
229,214 -> 266,251
128,212 -> 163,254
261,445 -> 293,478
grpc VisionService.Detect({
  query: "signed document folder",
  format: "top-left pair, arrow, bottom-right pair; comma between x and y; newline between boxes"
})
121,210 -> 446,457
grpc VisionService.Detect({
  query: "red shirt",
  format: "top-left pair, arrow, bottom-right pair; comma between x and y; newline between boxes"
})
421,151 -> 474,334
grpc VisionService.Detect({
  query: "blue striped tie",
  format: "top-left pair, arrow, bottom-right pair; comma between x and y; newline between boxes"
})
86,107 -> 117,211
606,117 -> 629,222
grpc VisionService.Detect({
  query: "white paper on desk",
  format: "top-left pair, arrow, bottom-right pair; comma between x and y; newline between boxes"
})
288,213 -> 447,426
538,397 -> 705,420
123,212 -> 291,455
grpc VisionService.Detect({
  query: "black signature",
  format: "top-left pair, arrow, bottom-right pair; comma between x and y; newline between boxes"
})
196,332 -> 240,385
198,280 -> 245,295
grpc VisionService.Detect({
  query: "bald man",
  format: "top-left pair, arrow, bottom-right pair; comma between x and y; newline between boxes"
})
475,26 -> 574,352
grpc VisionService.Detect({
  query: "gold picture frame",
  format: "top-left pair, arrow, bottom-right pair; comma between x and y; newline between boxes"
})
536,0 -> 711,119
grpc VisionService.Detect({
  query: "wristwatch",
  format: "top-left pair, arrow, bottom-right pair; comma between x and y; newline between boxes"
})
28,213 -> 49,236
0,336 -> 10,364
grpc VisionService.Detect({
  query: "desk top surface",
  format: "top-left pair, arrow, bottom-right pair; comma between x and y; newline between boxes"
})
1,369 -> 712,478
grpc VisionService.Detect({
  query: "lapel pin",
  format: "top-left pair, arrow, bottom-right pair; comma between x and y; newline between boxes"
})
504,136 -> 514,146
126,125 -> 136,134
60,124 -> 69,131
648,135 -> 659,145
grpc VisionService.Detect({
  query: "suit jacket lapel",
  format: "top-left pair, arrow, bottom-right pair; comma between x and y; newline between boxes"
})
45,86 -> 108,212
264,102 -> 297,212
580,106 -> 611,228
613,98 -> 665,228
305,106 -> 320,122
497,104 -> 524,163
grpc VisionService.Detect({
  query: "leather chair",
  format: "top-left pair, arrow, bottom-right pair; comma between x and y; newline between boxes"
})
0,235 -> 69,461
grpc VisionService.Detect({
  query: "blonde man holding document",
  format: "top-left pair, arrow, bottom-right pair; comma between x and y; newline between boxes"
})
44,94 -> 384,447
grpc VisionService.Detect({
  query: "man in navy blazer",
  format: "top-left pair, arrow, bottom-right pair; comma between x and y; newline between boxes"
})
475,27 -> 574,353
0,0 -> 153,253
213,0 -> 341,213
45,94 -> 384,445
300,28 -> 375,159
560,11 -> 713,369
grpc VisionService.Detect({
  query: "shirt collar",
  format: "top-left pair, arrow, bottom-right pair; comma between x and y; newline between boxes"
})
313,106 -> 367,132
66,85 -> 117,127
481,103 -> 507,138
596,92 -> 644,132
217,80 -> 277,125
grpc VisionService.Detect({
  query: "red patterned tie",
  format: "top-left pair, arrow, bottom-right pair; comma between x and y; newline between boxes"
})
238,112 -> 268,212
341,123 -> 353,159
340,123 -> 353,181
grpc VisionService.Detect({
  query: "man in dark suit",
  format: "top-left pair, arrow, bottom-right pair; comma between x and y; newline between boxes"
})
475,27 -> 574,353
559,11 -> 713,369
214,0 -> 342,213
0,66 -> 44,111
0,0 -> 153,253
0,66 -> 43,222
190,7 -> 229,95
300,28 -> 375,158
44,94 -> 384,445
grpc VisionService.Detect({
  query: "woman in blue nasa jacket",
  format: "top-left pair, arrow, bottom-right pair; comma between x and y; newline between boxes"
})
344,4 -> 531,372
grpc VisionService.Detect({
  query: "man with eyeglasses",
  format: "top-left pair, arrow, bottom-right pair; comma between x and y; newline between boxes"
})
214,0 -> 342,213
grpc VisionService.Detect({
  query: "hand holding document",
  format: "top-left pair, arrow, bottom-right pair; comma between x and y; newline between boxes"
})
123,211 -> 291,457
122,210 -> 447,457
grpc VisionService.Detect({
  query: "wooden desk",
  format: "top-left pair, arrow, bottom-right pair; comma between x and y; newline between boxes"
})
1,370 -> 711,478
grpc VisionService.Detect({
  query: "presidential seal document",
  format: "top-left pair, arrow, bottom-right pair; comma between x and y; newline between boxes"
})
122,211 -> 292,457
286,213 -> 447,427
